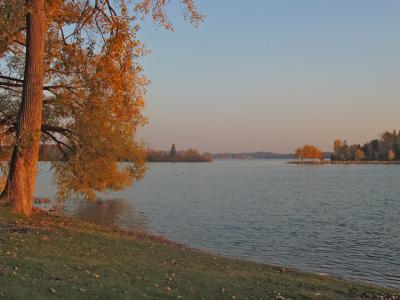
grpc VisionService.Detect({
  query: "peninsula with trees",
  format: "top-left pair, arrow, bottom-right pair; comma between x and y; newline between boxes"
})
292,130 -> 400,164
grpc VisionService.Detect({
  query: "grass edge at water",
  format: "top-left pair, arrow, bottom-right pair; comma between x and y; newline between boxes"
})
0,207 -> 398,300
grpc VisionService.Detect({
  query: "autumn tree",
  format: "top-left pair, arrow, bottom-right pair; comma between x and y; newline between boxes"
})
294,144 -> 324,161
0,0 -> 203,215
294,147 -> 305,161
388,149 -> 396,161
354,148 -> 366,161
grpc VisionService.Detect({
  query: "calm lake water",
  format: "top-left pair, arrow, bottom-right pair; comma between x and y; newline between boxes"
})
35,160 -> 400,289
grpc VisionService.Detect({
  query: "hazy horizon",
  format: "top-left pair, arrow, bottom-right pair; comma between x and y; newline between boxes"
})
137,0 -> 400,153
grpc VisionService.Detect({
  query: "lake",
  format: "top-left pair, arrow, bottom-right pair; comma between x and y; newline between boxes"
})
35,160 -> 400,289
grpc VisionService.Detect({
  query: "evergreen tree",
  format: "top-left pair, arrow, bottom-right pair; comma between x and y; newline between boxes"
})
170,143 -> 177,157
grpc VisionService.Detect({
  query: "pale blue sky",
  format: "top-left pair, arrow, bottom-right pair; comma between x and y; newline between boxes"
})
137,0 -> 400,153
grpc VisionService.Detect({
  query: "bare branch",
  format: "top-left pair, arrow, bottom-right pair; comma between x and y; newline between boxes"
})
105,0 -> 117,17
95,1 -> 113,25
59,26 -> 68,46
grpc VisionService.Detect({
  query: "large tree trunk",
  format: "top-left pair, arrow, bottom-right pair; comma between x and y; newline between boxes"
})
0,0 -> 45,216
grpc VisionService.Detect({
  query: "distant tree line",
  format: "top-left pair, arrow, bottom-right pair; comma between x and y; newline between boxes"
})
1,144 -> 212,163
147,144 -> 212,162
331,130 -> 400,161
213,152 -> 294,160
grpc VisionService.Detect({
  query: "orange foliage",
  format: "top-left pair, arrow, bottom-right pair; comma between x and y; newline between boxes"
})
0,0 -> 204,203
355,149 -> 366,161
388,149 -> 396,161
295,145 -> 324,161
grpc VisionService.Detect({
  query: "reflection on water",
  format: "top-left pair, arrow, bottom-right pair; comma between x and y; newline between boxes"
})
35,161 -> 400,289
61,198 -> 149,232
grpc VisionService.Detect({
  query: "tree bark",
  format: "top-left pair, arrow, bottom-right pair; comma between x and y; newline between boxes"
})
0,0 -> 45,216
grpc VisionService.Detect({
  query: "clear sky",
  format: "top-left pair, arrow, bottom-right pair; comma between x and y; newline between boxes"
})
137,0 -> 400,153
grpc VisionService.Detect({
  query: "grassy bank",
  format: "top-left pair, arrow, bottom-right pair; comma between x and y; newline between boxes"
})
0,208 -> 398,300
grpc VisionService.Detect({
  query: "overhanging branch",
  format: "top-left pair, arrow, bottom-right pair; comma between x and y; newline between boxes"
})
41,124 -> 77,137
42,130 -> 75,157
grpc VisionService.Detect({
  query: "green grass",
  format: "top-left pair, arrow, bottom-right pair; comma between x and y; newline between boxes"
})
0,207 -> 398,300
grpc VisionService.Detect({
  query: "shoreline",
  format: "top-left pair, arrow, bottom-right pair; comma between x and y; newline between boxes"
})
288,160 -> 400,165
48,207 -> 400,291
1,207 -> 399,299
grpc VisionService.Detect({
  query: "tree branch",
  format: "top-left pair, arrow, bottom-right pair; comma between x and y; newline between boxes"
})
105,0 -> 117,17
0,116 -> 16,126
0,76 -> 24,83
42,130 -> 74,156
41,124 -> 77,137
43,84 -> 75,91
0,85 -> 20,93
0,81 -> 77,92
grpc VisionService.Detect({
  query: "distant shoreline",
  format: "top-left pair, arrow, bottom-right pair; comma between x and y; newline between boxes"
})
288,160 -> 400,165
147,160 -> 212,163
